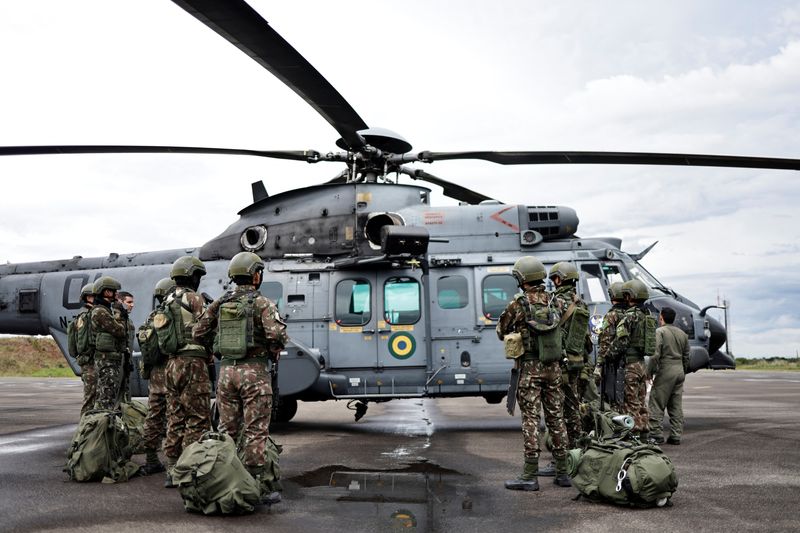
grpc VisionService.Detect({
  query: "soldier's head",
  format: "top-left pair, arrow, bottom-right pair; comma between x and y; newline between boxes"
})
659,306 -> 676,325
621,279 -> 649,305
228,252 -> 265,288
548,262 -> 579,288
117,291 -> 134,312
608,281 -> 625,304
92,276 -> 121,304
170,255 -> 206,290
153,277 -> 175,304
80,283 -> 95,306
512,256 -> 547,290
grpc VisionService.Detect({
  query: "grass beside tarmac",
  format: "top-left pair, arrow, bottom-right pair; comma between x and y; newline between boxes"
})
734,357 -> 800,371
0,336 -> 76,377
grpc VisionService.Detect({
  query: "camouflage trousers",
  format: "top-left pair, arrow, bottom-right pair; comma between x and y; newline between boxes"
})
517,359 -> 567,460
623,360 -> 649,432
648,363 -> 685,439
217,361 -> 273,467
561,369 -> 582,449
142,364 -> 168,452
79,362 -> 97,416
164,356 -> 211,460
117,354 -> 132,405
93,352 -> 123,411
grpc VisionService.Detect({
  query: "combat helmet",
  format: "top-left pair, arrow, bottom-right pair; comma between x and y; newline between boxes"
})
153,277 -> 176,299
622,279 -> 649,301
80,283 -> 94,301
608,281 -> 625,301
512,256 -> 547,286
93,276 -> 121,295
548,262 -> 579,282
170,256 -> 206,279
228,251 -> 265,280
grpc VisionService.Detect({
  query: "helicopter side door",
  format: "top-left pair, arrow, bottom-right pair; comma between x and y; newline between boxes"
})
376,272 -> 426,370
328,272 -> 378,369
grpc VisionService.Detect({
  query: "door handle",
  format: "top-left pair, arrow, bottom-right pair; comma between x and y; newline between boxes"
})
378,329 -> 392,334
362,329 -> 375,334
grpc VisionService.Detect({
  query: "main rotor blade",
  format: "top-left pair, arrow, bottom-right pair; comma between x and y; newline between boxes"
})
0,145 -> 320,162
173,0 -> 368,150
416,151 -> 800,170
400,167 -> 495,204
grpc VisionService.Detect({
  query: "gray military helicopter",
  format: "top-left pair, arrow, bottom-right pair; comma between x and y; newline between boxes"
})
1,0 -> 799,422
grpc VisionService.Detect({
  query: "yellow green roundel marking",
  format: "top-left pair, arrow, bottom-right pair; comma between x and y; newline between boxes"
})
389,332 -> 416,359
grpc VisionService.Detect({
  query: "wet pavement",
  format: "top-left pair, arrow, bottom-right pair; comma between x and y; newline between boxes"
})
0,371 -> 798,532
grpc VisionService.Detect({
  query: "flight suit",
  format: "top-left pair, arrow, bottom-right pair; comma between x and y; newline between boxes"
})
90,300 -> 128,410
648,324 -> 690,442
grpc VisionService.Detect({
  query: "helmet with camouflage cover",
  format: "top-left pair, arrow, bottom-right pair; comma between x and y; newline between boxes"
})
93,276 -> 121,295
622,279 -> 649,301
548,261 -> 579,282
80,283 -> 94,301
153,277 -> 176,299
512,256 -> 547,286
608,281 -> 625,301
170,256 -> 206,279
228,251 -> 265,280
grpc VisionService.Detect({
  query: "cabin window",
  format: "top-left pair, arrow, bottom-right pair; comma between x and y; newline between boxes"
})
482,274 -> 518,320
384,277 -> 421,325
262,281 -> 284,312
335,279 -> 371,325
437,275 -> 468,309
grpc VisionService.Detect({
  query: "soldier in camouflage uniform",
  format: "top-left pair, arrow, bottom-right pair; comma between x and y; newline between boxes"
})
608,279 -> 653,438
162,256 -> 212,487
194,252 -> 288,504
594,281 -> 627,409
497,256 -> 571,490
67,283 -> 96,415
90,276 -> 129,411
647,306 -> 690,445
139,278 -> 175,475
115,291 -> 136,404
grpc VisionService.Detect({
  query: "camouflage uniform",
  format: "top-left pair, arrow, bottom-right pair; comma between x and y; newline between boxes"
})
648,324 -> 690,442
609,305 -> 650,433
497,286 -> 567,462
90,300 -> 128,411
142,365 -> 168,452
194,284 -> 288,468
596,303 -> 627,409
163,288 -> 212,462
67,304 -> 96,415
115,307 -> 135,405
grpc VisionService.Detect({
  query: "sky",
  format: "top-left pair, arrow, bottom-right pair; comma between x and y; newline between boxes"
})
0,1 -> 798,358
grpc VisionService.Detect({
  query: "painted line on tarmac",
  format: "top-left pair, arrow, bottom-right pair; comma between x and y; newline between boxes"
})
0,425 -> 75,455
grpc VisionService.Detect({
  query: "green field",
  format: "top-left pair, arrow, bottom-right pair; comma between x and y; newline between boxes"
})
734,357 -> 800,371
0,337 -> 77,377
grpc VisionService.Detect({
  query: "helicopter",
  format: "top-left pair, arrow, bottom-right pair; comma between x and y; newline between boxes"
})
1,0 -> 799,422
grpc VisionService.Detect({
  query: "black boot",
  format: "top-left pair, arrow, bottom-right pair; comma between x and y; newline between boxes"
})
505,459 -> 540,491
537,461 -> 556,477
247,465 -> 282,505
553,456 -> 572,487
141,449 -> 166,475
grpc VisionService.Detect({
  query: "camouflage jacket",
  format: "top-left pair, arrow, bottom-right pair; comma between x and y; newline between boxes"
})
596,304 -> 626,365
496,285 -> 562,340
609,304 -> 647,359
194,283 -> 288,358
90,300 -> 127,354
169,287 -> 208,355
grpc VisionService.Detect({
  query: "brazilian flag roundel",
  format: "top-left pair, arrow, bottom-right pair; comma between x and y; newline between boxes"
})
388,332 -> 416,359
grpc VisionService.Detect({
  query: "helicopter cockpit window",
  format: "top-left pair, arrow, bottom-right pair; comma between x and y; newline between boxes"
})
335,279 -> 371,326
482,274 -> 518,320
384,277 -> 421,325
261,281 -> 284,313
627,263 -> 661,297
437,275 -> 468,309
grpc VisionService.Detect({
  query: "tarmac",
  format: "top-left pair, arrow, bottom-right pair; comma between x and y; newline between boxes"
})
0,370 -> 798,532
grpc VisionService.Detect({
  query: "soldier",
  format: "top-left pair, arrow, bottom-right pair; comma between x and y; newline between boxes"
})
608,279 -> 655,439
162,256 -> 212,488
497,256 -> 571,490
67,283 -> 96,415
647,306 -> 690,445
90,276 -> 128,411
594,281 -> 627,409
115,290 -> 136,404
138,278 -> 175,475
194,252 -> 288,504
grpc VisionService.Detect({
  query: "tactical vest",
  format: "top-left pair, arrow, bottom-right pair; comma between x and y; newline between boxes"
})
625,307 -> 657,359
68,308 -> 95,366
517,292 -> 562,363
154,288 -> 203,356
214,290 -> 269,360
91,305 -> 126,354
137,311 -> 166,378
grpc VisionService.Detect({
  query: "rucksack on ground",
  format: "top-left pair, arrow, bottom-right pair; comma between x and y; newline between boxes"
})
173,432 -> 262,515
237,435 -> 283,494
65,410 -> 140,483
119,400 -> 148,454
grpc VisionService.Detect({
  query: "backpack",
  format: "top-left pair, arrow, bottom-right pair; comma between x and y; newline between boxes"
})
238,435 -> 283,494
518,293 -> 562,363
153,289 -> 192,355
569,411 -> 678,507
67,310 -> 94,366
214,291 -> 260,359
561,293 -> 591,369
64,410 -> 140,483
173,432 -> 262,515
137,312 -> 165,378
119,400 -> 148,454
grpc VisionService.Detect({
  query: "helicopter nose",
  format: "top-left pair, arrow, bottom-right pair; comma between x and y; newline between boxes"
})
706,314 -> 727,355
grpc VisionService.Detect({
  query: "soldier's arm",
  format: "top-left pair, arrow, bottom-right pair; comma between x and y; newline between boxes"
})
681,331 -> 691,373
259,298 -> 288,357
92,307 -> 126,338
596,313 -> 615,365
609,313 -> 632,357
67,320 -> 78,358
192,298 -> 221,348
185,291 -> 207,319
496,300 -> 521,339
648,328 -> 664,376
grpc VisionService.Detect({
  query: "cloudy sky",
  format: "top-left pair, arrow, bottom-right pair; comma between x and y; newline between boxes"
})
1,1 -> 798,357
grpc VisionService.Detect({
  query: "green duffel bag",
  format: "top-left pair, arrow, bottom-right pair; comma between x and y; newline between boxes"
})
65,410 -> 140,483
237,435 -> 283,494
173,432 -> 262,515
119,400 -> 148,454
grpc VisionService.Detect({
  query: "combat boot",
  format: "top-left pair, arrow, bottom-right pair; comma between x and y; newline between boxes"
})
140,449 -> 166,475
537,460 -> 556,477
164,457 -> 177,488
247,465 -> 282,505
553,456 -> 572,487
504,458 -> 540,491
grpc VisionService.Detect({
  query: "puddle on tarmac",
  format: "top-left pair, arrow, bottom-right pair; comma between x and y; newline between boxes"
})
287,461 -> 483,531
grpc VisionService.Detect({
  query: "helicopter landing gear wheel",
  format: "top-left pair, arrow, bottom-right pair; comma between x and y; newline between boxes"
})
273,397 -> 298,424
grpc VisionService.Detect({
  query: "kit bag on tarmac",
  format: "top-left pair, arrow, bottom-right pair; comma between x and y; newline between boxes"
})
568,411 -> 678,507
173,432 -> 262,515
237,435 -> 284,494
119,400 -> 148,454
64,410 -> 140,483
